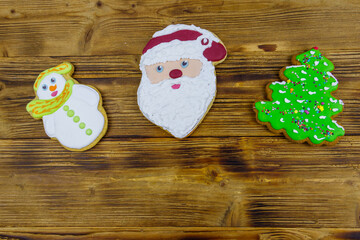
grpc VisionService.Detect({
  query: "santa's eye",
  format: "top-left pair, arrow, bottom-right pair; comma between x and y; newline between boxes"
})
181,60 -> 189,68
156,65 -> 164,73
42,84 -> 48,90
51,77 -> 56,83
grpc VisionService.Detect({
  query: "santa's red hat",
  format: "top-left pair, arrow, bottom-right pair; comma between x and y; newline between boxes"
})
140,24 -> 227,67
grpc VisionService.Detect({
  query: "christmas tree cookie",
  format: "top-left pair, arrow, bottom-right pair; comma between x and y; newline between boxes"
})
27,62 -> 108,151
255,48 -> 345,145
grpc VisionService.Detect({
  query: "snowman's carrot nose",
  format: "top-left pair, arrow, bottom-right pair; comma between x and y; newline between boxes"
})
49,84 -> 57,91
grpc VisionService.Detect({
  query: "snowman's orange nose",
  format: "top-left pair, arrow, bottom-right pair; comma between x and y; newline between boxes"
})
49,84 -> 57,91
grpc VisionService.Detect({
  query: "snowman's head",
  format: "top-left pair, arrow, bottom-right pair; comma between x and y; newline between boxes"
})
36,73 -> 67,100
27,62 -> 75,119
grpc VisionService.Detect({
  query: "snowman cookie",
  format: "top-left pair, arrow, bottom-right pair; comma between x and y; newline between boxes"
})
137,24 -> 227,138
26,62 -> 108,151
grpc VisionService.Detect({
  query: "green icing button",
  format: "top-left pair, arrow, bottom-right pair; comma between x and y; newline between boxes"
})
86,129 -> 92,135
79,122 -> 86,129
67,110 -> 74,117
73,116 -> 80,123
63,105 -> 69,111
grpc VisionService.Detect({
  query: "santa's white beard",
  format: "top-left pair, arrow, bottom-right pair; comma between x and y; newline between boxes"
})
138,64 -> 216,138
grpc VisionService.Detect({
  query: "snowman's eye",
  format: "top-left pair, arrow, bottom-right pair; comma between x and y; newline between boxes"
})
51,77 -> 56,83
156,65 -> 164,73
181,60 -> 189,68
42,84 -> 48,90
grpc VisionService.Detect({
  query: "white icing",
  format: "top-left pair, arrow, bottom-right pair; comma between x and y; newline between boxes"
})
310,50 -> 315,55
284,98 -> 290,103
319,116 -> 326,119
332,108 -> 339,112
286,65 -> 305,69
339,100 -> 344,105
272,81 -> 286,85
314,61 -> 319,66
273,101 -> 280,105
314,77 -> 319,81
279,90 -> 286,94
43,85 -> 105,149
280,118 -> 284,122
327,125 -> 334,130
301,70 -> 307,74
332,120 -> 345,130
324,87 -> 329,90
293,129 -> 298,133
329,98 -> 337,103
327,72 -> 338,86
138,24 -> 224,138
314,135 -> 325,141
308,91 -> 316,95
297,100 -> 305,103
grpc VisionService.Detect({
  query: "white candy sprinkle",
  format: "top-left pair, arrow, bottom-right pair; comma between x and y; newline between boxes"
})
261,101 -> 265,104
327,125 -> 334,130
319,116 -> 326,119
280,118 -> 284,122
284,98 -> 291,103
305,119 -> 309,122
301,78 -> 306,81
314,61 -> 319,66
297,100 -> 305,103
314,77 -> 319,81
273,81 -> 286,85
309,91 -> 316,95
332,108 -> 339,112
324,62 -> 328,66
293,129 -> 298,133
273,101 -> 280,105
310,51 -> 315,55
324,87 -> 329,90
301,70 -> 307,74
339,100 -> 344,105
279,90 -> 286,94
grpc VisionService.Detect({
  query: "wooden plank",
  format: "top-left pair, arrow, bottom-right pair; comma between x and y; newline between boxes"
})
0,227 -> 360,240
0,52 -> 358,139
0,0 -> 360,56
0,137 -> 359,227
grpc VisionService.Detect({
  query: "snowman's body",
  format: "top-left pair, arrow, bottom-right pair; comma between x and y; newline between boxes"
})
42,84 -> 105,150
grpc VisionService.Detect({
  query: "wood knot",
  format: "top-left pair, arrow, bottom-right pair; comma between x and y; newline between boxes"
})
96,0 -> 102,7
10,9 -> 15,14
258,44 -> 277,52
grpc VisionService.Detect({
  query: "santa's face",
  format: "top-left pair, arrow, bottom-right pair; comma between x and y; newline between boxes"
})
37,73 -> 66,100
138,58 -> 216,138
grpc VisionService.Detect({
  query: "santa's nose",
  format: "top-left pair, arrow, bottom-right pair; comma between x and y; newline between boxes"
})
169,69 -> 182,79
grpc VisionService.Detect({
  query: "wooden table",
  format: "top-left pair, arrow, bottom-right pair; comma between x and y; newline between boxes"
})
0,0 -> 359,239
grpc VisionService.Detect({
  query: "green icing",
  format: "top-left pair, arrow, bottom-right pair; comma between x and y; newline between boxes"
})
63,105 -> 69,111
86,129 -> 92,135
73,116 -> 80,123
67,110 -> 74,117
79,122 -> 86,129
255,48 -> 345,144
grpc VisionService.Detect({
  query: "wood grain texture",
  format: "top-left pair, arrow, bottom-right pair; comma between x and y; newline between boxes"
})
0,0 -> 360,238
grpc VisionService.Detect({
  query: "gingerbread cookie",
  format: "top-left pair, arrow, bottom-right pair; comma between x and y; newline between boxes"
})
26,62 -> 108,151
255,47 -> 345,145
137,24 -> 227,138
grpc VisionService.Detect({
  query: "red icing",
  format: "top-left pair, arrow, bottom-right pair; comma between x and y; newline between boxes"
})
171,84 -> 181,89
313,46 -> 319,50
143,30 -> 202,54
203,41 -> 227,62
169,69 -> 182,79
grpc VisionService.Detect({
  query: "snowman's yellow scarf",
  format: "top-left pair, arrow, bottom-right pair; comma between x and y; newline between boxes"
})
26,62 -> 75,119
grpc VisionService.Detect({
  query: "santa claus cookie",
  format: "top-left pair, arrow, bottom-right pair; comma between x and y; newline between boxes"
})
137,24 -> 227,138
26,62 -> 108,151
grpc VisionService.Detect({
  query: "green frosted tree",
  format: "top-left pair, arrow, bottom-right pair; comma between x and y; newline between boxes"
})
255,47 -> 345,144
